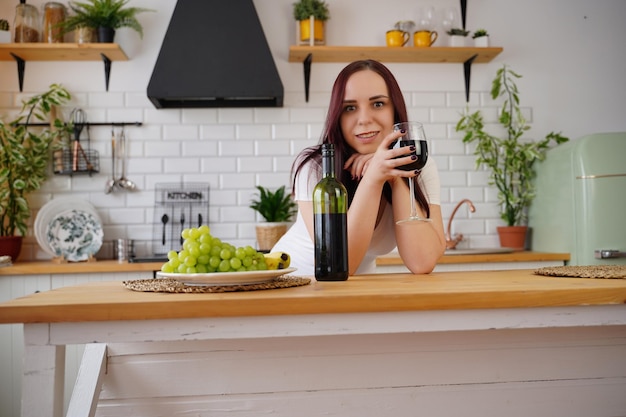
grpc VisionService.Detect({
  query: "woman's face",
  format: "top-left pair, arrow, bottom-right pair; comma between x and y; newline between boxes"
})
339,69 -> 395,155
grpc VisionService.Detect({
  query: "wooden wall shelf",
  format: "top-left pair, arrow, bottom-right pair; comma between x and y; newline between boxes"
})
288,45 -> 504,102
288,46 -> 503,64
0,43 -> 129,92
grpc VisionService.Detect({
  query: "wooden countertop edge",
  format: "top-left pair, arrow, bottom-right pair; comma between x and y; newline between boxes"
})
0,260 -> 164,275
1,252 -> 570,276
1,270 -> 625,324
377,251 -> 571,266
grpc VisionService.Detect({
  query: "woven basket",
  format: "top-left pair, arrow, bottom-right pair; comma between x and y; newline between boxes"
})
256,223 -> 287,251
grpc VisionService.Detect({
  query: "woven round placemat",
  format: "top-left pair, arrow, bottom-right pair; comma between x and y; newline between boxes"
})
123,276 -> 311,293
534,265 -> 626,279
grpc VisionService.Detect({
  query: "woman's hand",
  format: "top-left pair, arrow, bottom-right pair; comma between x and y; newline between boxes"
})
344,153 -> 373,179
344,129 -> 418,184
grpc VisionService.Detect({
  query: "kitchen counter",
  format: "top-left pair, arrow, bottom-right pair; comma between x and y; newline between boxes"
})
378,250 -> 570,265
377,250 -> 570,272
0,251 -> 570,277
1,270 -> 625,417
0,269 -> 623,323
0,259 -> 164,276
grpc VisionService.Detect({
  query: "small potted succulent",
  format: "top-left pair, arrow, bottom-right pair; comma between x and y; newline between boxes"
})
446,27 -> 469,46
0,19 -> 10,43
293,0 -> 330,45
0,84 -> 71,261
472,29 -> 489,47
249,185 -> 297,251
58,0 -> 153,43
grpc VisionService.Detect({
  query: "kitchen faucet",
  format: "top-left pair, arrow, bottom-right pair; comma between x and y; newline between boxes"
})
446,199 -> 476,249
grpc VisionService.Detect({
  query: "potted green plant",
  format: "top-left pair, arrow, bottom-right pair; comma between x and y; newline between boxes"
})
455,65 -> 568,249
0,19 -> 10,43
249,185 -> 297,251
0,84 -> 71,261
472,28 -> 489,47
58,0 -> 153,43
446,27 -> 469,46
293,0 -> 330,45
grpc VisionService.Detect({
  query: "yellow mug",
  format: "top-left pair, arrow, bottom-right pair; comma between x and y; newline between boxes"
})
414,30 -> 438,47
386,30 -> 409,47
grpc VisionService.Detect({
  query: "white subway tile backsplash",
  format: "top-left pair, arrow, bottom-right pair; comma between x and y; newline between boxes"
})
145,108 -> 181,124
450,155 -> 480,170
221,173 -> 255,189
89,92 -> 124,107
219,140 -> 255,156
144,141 -> 181,157
255,139 -> 292,156
238,124 -> 272,140
182,108 -> 219,124
238,156 -> 273,173
201,157 -> 237,173
201,124 -> 236,140
218,108 -> 254,124
254,108 -> 290,124
163,124 -> 199,140
274,123 -> 307,140
164,158 -> 200,173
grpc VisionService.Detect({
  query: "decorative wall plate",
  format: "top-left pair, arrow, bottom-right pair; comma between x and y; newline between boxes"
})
35,198 -> 101,256
46,209 -> 104,262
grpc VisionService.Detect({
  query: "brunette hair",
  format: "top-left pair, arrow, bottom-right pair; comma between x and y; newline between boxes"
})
291,59 -> 430,218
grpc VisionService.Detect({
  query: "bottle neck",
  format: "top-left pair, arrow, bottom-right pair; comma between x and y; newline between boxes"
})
321,148 -> 335,178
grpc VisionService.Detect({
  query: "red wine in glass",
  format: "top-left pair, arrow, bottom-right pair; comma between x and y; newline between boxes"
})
392,139 -> 428,172
392,122 -> 432,224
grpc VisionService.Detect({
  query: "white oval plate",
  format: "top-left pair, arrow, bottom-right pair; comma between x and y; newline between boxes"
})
156,267 -> 297,286
46,209 -> 104,262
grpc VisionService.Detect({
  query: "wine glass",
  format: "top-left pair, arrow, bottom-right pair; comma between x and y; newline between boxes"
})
391,122 -> 432,224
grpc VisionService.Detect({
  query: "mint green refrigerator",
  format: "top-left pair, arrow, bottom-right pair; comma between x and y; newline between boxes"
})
529,132 -> 626,266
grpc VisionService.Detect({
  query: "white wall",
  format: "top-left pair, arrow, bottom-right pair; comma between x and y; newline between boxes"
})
1,0 -> 625,261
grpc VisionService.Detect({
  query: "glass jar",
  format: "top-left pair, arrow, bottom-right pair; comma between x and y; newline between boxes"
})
42,2 -> 66,43
14,3 -> 40,43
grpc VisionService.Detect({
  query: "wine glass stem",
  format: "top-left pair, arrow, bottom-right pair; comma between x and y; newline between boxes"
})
408,178 -> 417,219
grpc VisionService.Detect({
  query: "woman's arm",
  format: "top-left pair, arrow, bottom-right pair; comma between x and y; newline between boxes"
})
391,176 -> 446,273
345,145 -> 446,274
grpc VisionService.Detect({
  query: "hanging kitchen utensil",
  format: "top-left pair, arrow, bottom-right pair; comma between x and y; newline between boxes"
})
117,127 -> 137,191
69,108 -> 92,172
105,128 -> 117,194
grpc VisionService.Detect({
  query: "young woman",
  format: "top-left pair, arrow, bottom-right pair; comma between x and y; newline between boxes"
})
272,60 -> 446,276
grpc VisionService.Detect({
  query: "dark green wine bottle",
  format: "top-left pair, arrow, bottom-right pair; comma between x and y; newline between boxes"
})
313,143 -> 348,281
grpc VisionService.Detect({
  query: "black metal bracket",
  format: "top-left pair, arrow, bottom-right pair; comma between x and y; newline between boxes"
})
101,53 -> 112,91
303,53 -> 313,102
460,0 -> 467,30
10,53 -> 26,92
463,54 -> 478,102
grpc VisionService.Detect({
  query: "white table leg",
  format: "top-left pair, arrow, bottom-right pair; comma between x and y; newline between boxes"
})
22,324 -> 65,417
66,344 -> 107,417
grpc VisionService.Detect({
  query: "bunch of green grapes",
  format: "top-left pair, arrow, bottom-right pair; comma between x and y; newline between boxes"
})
160,225 -> 267,274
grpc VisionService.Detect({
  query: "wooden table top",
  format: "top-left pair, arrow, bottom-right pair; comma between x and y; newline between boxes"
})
1,270 -> 625,324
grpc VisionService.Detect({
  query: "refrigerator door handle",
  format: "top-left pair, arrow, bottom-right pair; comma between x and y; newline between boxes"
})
594,249 -> 626,259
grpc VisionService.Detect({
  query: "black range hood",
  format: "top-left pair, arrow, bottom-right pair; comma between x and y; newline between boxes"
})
147,0 -> 284,109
